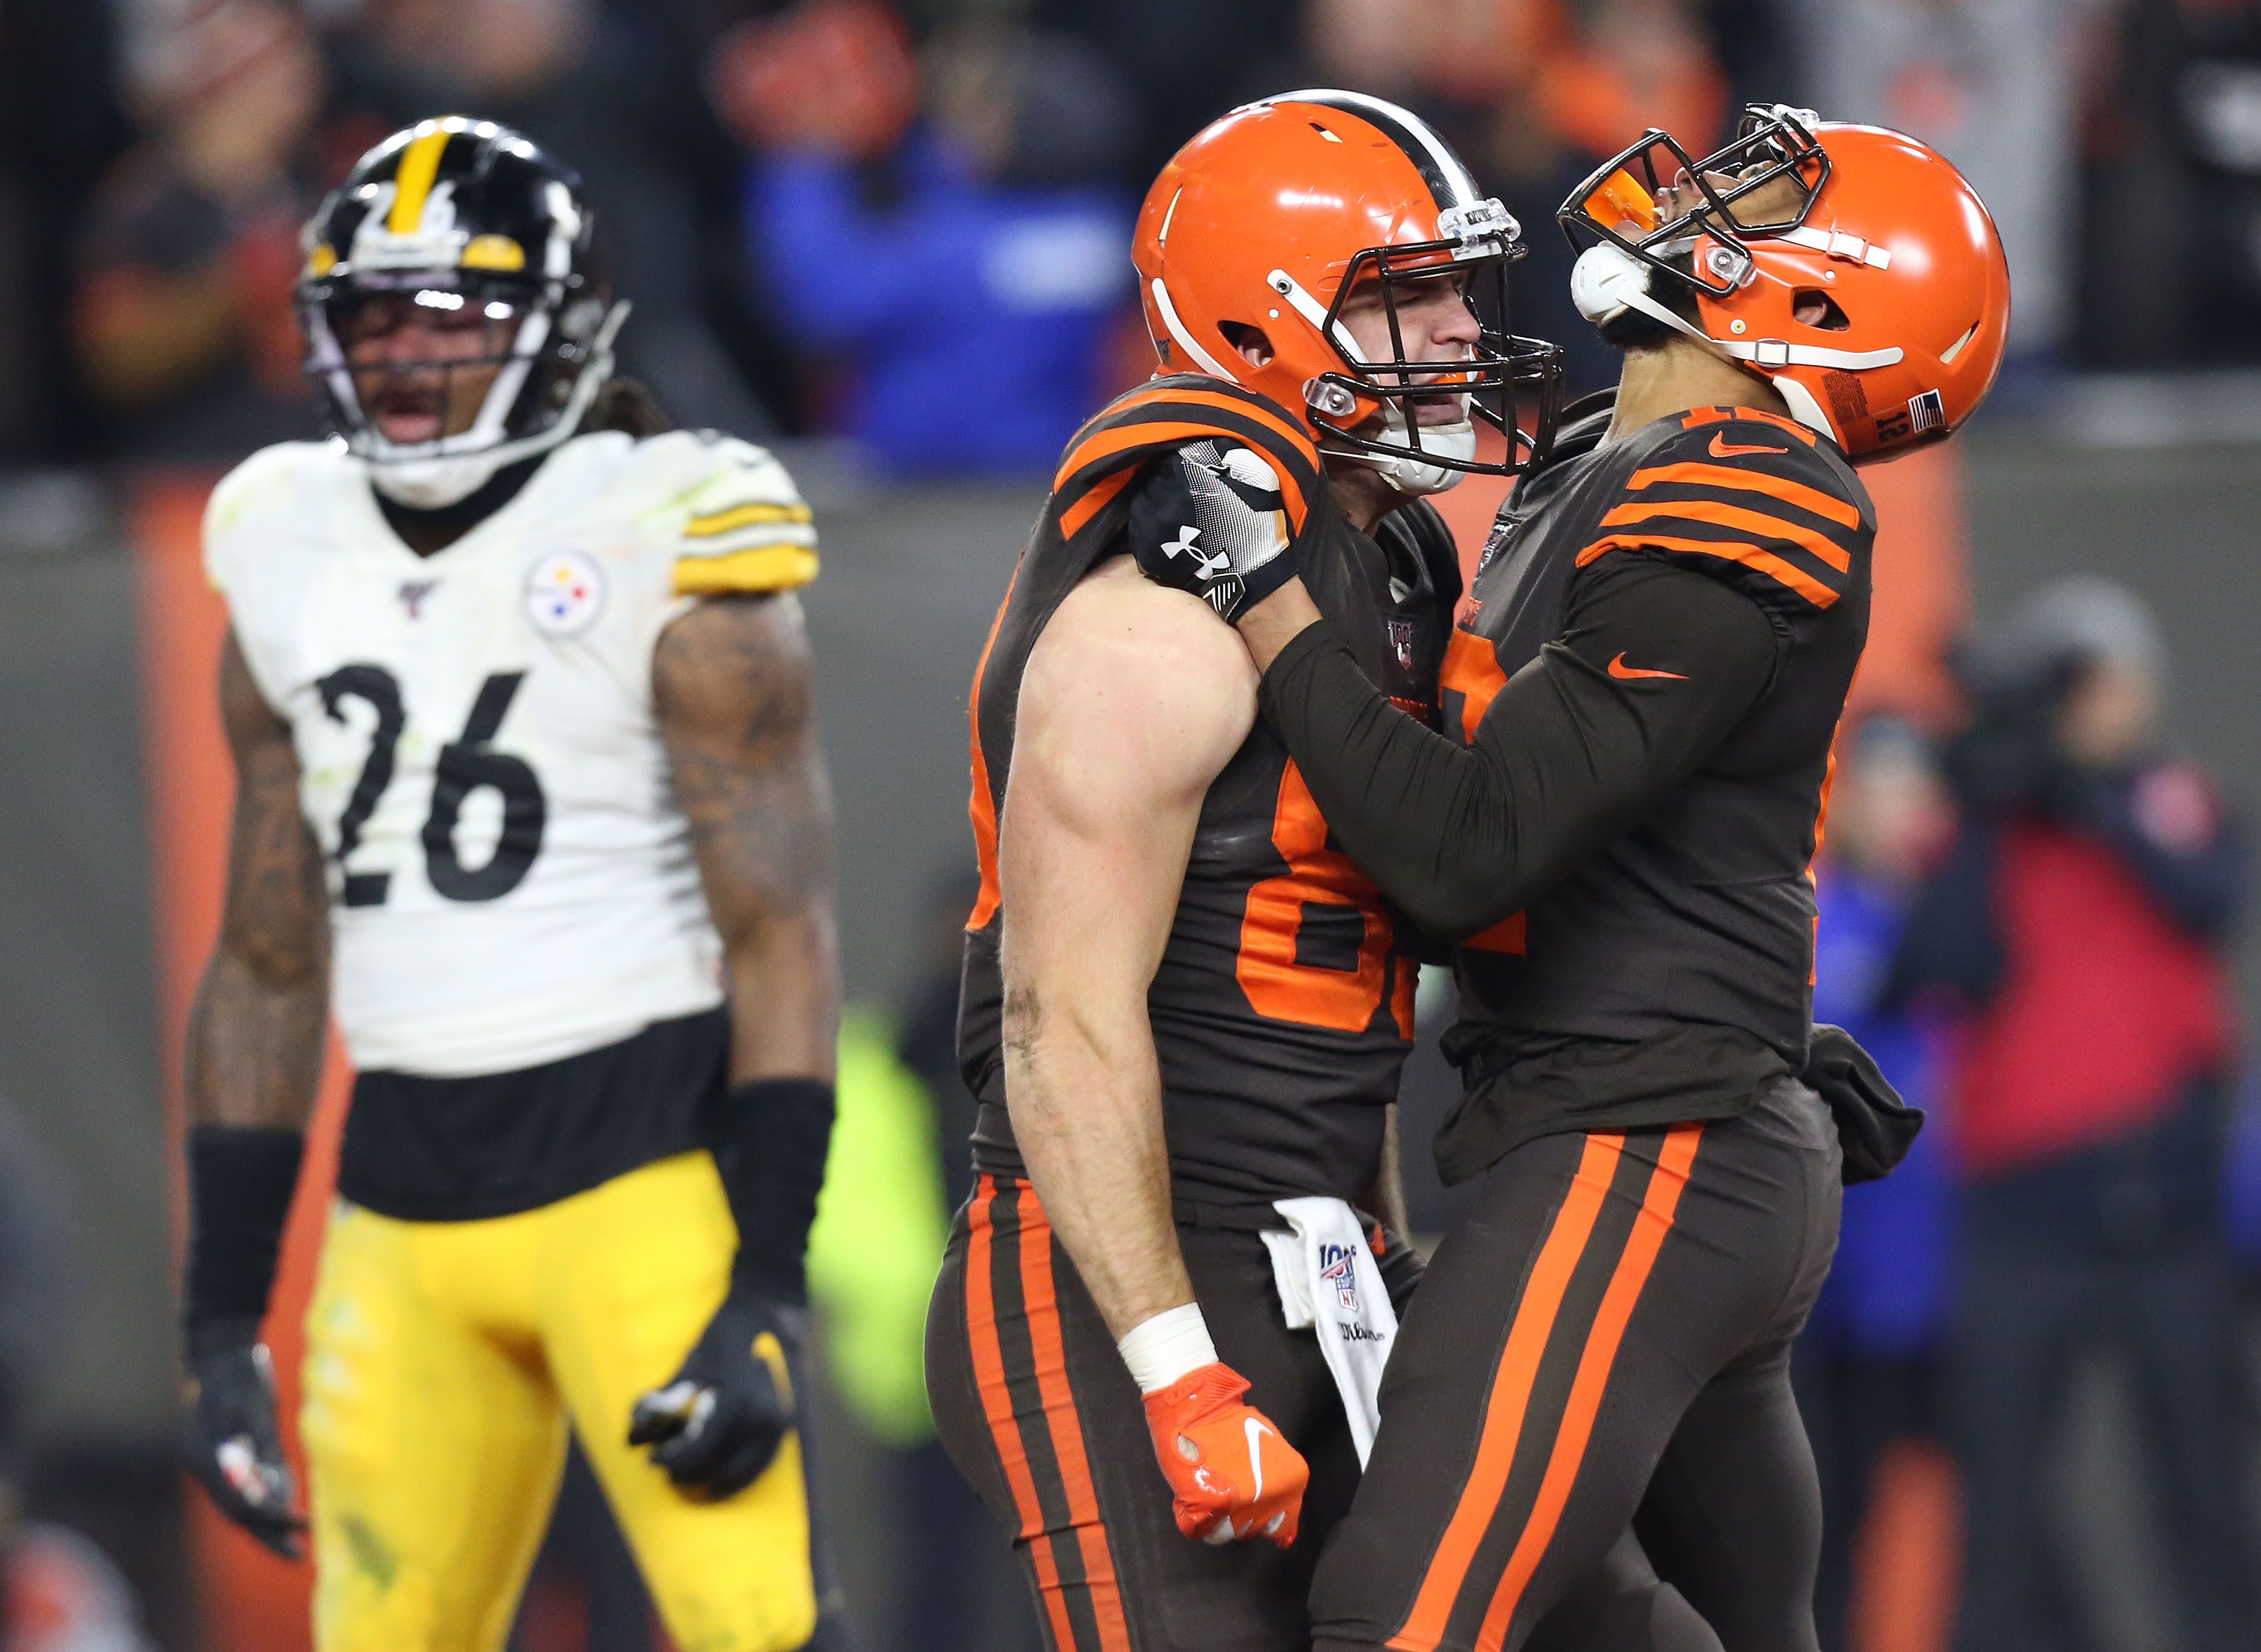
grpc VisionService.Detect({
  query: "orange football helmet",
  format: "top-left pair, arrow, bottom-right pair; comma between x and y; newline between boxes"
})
1134,89 -> 1563,493
1560,105 -> 2011,463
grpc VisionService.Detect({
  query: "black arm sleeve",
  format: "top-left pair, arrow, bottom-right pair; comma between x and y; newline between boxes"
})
714,1077 -> 835,1305
1258,556 -> 1780,942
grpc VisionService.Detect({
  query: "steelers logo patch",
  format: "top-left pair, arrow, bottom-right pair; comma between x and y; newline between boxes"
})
526,551 -> 606,637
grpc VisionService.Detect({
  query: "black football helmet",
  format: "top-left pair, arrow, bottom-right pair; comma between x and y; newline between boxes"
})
296,117 -> 629,505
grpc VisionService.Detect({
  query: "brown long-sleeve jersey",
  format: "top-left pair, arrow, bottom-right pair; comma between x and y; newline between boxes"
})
1259,394 -> 1875,1181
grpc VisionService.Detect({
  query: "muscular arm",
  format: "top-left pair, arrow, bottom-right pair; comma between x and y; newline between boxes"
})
186,631 -> 329,1131
1001,558 -> 1257,1340
1240,558 -> 1781,941
655,593 -> 840,1083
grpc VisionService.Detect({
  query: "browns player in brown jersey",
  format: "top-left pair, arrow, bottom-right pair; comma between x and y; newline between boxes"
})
1137,109 -> 2010,1652
924,91 -> 1561,1652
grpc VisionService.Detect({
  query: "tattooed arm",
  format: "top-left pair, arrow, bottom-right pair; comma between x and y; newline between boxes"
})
654,592 -> 840,1083
631,592 -> 841,1498
188,633 -> 330,1131
178,629 -> 325,1557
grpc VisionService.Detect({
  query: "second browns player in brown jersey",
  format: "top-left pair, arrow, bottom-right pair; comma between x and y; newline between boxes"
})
1137,111 -> 2011,1652
924,93 -> 1563,1652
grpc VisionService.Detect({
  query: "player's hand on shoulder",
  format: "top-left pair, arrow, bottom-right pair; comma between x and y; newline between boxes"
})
628,1285 -> 804,1500
1126,440 -> 1303,622
1142,1361 -> 1309,1548
181,1322 -> 308,1559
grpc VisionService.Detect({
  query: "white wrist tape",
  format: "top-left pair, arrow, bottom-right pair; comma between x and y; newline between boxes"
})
1117,1303 -> 1217,1394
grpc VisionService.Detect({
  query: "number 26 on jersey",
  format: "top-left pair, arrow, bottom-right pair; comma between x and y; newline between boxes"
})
315,664 -> 547,907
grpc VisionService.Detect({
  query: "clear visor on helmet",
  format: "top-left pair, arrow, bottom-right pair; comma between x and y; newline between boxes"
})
1305,229 -> 1563,479
1558,104 -> 1831,296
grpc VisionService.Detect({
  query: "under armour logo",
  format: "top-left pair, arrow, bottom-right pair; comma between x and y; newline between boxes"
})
398,579 -> 439,619
1161,525 -> 1229,582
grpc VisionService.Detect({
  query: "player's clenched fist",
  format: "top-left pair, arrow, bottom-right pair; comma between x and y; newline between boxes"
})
629,1291 -> 803,1499
1142,1362 -> 1309,1547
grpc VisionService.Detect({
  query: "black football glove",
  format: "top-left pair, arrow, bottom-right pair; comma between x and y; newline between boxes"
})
629,1288 -> 805,1499
182,1322 -> 306,1559
1125,441 -> 1304,621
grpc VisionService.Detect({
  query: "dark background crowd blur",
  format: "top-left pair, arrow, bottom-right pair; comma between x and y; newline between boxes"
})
8,0 -> 2261,472
1,1 -> 2259,1650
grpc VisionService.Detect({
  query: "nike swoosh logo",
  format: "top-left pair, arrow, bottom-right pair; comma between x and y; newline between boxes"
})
1710,433 -> 1780,458
1608,653 -> 1688,681
1245,1417 -> 1270,1500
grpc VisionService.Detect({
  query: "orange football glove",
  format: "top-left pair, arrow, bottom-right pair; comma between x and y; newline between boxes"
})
1141,1362 -> 1308,1548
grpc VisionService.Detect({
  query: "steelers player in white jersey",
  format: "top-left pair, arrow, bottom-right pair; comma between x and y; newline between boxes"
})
177,117 -> 846,1652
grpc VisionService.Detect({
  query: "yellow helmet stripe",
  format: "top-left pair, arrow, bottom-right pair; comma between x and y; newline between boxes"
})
388,127 -> 452,234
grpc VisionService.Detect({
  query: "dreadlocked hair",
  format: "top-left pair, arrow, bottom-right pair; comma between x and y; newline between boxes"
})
587,377 -> 674,437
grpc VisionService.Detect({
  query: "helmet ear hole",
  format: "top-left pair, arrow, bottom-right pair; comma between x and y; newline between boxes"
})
1217,320 -> 1275,369
1792,289 -> 1851,331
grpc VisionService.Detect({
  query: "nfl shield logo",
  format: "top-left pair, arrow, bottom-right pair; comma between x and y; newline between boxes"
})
1317,1244 -> 1361,1312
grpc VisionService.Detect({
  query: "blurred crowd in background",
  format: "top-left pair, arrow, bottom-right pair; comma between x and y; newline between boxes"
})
1,1 -> 2259,1650
5,0 -> 2261,473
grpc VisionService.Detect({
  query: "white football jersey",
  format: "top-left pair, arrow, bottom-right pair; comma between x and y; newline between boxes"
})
205,428 -> 820,1077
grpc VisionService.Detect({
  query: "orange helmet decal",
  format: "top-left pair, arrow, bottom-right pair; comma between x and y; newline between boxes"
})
1135,89 -> 1562,490
1560,105 -> 2011,464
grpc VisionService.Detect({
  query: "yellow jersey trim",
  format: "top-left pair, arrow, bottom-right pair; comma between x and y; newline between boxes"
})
684,500 -> 814,537
673,543 -> 820,595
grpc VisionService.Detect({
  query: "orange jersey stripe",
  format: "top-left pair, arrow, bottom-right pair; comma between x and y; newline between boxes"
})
1624,460 -> 1862,531
1057,420 -> 1311,532
1067,383 -> 1323,478
964,1179 -> 1080,1652
1599,497 -> 1851,573
1058,465 -> 1137,542
1016,1196 -> 1137,1652
1471,1125 -> 1706,1652
1389,1133 -> 1628,1652
1574,532 -> 1839,609
965,565 -> 1022,931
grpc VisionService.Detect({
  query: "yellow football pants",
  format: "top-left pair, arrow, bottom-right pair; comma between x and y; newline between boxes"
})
299,1150 -> 819,1652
